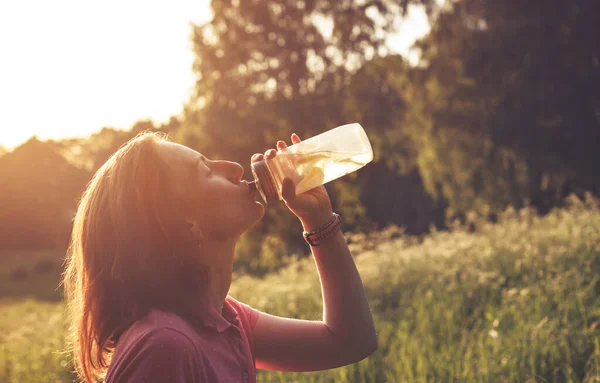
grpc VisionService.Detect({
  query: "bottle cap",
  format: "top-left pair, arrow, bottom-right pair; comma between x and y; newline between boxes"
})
250,159 -> 279,204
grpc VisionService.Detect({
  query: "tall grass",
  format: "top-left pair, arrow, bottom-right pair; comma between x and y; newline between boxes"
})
0,299 -> 73,382
1,195 -> 599,382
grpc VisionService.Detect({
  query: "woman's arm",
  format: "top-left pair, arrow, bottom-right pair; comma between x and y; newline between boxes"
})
253,228 -> 378,371
250,135 -> 378,372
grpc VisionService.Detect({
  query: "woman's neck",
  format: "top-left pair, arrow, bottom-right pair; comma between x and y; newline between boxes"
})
201,239 -> 236,314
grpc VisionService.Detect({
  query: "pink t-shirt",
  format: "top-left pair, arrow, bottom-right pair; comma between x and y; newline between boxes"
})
105,296 -> 260,383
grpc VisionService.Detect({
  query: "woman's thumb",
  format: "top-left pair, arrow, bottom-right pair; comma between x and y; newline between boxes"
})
281,178 -> 296,202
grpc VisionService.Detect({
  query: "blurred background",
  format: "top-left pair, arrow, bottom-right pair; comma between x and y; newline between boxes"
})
1,0 -> 600,381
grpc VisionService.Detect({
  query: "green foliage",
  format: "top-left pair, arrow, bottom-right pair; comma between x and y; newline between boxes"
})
0,299 -> 74,382
342,55 -> 414,174
55,118 -> 181,172
192,0 -> 434,106
233,195 -> 600,381
401,0 -> 600,216
0,119 -> 182,250
0,139 -> 89,249
178,0 -> 443,262
2,198 -> 599,382
4,0 -> 598,260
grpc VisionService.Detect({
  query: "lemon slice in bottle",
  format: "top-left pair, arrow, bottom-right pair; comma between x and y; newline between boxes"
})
296,166 -> 325,193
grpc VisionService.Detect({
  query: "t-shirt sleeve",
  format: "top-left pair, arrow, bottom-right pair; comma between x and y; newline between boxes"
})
226,296 -> 261,361
227,296 -> 259,329
109,328 -> 202,383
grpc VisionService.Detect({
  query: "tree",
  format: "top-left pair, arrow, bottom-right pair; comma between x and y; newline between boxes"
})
181,0 -> 436,157
0,138 -> 90,248
402,0 -> 600,217
341,55 -> 446,231
56,118 -> 182,172
177,0 -> 440,269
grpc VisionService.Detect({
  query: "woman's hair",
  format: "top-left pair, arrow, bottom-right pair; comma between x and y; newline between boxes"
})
62,132 -> 208,382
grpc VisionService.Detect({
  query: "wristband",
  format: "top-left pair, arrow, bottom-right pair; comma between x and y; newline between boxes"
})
303,213 -> 343,246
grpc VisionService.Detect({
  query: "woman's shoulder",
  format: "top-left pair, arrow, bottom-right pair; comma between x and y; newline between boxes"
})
226,296 -> 260,329
132,310 -> 198,338
138,326 -> 197,353
148,309 -> 197,333
116,310 -> 199,355
106,312 -> 203,382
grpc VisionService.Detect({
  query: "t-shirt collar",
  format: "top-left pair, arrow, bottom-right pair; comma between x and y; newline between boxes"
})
198,296 -> 239,333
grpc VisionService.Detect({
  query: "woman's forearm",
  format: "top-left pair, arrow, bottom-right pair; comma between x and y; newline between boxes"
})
305,226 -> 378,356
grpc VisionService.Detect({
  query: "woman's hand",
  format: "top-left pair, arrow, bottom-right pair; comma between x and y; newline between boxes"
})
251,133 -> 333,231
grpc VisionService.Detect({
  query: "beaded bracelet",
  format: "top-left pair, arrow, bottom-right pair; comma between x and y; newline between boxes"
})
303,213 -> 343,246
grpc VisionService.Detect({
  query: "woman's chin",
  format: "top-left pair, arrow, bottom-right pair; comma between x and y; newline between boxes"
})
241,200 -> 264,225
254,202 -> 265,219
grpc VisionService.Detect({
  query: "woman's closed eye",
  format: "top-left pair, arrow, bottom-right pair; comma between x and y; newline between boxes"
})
197,155 -> 213,177
198,157 -> 243,184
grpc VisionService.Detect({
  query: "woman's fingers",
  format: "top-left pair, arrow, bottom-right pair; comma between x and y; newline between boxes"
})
264,148 -> 277,159
255,136 -> 297,163
291,133 -> 301,144
281,177 -> 296,202
251,153 -> 264,163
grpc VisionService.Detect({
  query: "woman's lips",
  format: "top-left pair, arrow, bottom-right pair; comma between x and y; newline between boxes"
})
242,180 -> 260,199
247,180 -> 258,192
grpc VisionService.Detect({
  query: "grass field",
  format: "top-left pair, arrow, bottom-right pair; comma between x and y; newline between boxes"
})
1,195 -> 599,382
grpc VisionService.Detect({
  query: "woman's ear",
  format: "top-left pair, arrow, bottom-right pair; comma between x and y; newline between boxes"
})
185,219 -> 204,248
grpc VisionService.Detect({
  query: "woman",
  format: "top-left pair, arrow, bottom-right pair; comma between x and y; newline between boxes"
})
63,131 -> 378,382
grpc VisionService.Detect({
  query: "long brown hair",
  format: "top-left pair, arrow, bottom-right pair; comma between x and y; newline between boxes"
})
63,132 -> 208,382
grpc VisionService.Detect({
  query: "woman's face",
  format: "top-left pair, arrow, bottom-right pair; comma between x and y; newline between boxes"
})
156,141 -> 264,241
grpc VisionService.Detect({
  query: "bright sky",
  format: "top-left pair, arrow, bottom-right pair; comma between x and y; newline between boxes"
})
0,1 -> 429,150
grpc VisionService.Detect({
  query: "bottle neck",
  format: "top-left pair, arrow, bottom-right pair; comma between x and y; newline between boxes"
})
248,180 -> 258,192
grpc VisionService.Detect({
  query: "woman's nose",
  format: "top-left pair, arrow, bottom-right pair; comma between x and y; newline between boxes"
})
215,161 -> 244,183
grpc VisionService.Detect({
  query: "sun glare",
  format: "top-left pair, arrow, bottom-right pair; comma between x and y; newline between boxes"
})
0,0 -> 212,149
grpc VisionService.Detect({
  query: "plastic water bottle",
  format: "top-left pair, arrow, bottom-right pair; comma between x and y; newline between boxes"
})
249,123 -> 373,203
